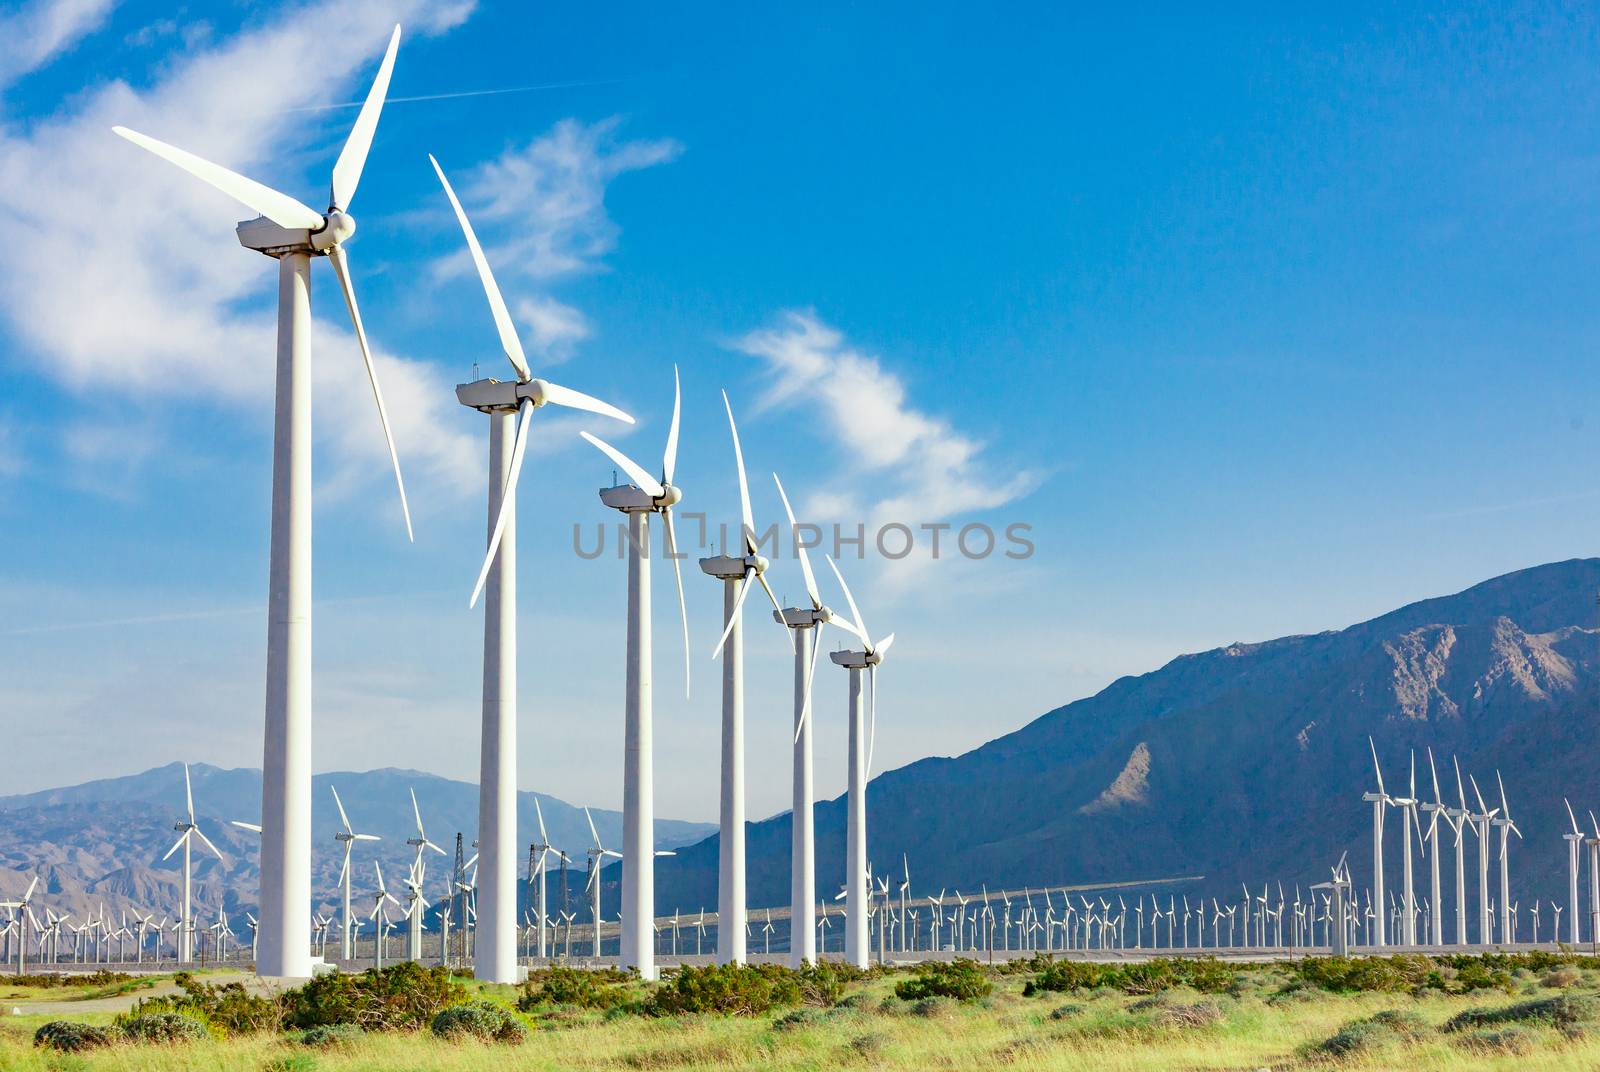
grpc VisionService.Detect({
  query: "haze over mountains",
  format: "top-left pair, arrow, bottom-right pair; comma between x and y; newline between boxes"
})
0,766 -> 713,925
6,558 -> 1599,928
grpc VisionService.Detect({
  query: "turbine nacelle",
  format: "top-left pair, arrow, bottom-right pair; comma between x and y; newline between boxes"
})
310,210 -> 356,251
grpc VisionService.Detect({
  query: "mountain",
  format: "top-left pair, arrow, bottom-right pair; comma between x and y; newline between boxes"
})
655,557 -> 1600,916
0,765 -> 714,926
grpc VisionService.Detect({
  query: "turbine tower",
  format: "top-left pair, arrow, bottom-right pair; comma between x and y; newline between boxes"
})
113,27 -> 411,978
584,807 -> 621,959
773,473 -> 835,966
1419,749 -> 1453,945
427,156 -> 633,983
1469,774 -> 1498,945
1362,738 -> 1391,947
699,393 -> 790,966
330,785 -> 380,961
1449,757 -> 1471,945
579,376 -> 692,981
824,555 -> 895,969
1393,751 -> 1423,946
162,764 -> 224,963
404,789 -> 445,961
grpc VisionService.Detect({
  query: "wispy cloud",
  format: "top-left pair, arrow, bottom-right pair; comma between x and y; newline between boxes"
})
0,1 -> 482,520
452,117 -> 682,282
0,0 -> 117,88
734,310 -> 1040,529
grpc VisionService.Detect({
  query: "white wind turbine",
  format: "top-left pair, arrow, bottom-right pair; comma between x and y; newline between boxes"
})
330,785 -> 381,961
583,807 -> 622,959
1362,738 -> 1392,947
368,862 -> 401,969
530,799 -> 567,961
1493,771 -> 1521,945
1564,799 -> 1585,946
429,155 -> 633,984
1469,774 -> 1498,944
113,27 -> 411,979
772,473 -> 837,967
578,376 -> 693,981
699,393 -> 790,967
0,877 -> 40,974
1448,756 -> 1471,945
1389,750 -> 1426,946
162,763 -> 225,963
824,555 -> 895,969
1587,811 -> 1600,948
1420,748 -> 1455,946
404,789 -> 446,961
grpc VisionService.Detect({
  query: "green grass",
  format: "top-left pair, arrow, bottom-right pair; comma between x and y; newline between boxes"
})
5,961 -> 1600,1070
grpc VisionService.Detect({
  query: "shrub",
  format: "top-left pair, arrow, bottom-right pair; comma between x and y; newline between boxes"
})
1316,1008 -> 1427,1056
1049,1003 -> 1084,1020
120,972 -> 280,1035
644,963 -> 848,1017
1461,1027 -> 1535,1053
13,970 -> 134,989
1543,967 -> 1583,988
517,965 -> 633,1011
299,1024 -> 364,1048
894,959 -> 992,1003
774,1007 -> 829,1031
281,962 -> 468,1031
33,1021 -> 112,1052
119,1012 -> 209,1043
1023,956 -> 1236,997
909,996 -> 959,1019
429,1000 -> 528,1043
1155,1001 -> 1227,1029
1445,994 -> 1600,1033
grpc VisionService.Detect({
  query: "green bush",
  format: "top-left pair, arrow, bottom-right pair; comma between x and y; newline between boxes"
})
12,970 -> 134,989
33,1021 -> 112,1052
517,965 -> 633,1011
643,966 -> 812,1017
120,972 -> 280,1035
280,962 -> 468,1031
1023,956 -> 1236,997
429,1000 -> 529,1043
299,1023 -> 364,1048
118,1012 -> 210,1043
1461,1027 -> 1535,1053
894,959 -> 992,1003
1445,994 -> 1600,1033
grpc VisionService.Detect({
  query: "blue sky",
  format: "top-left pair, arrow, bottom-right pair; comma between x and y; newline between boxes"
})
3,0 -> 1600,821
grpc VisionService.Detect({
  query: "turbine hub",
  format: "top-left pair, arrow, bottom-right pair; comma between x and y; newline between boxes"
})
658,484 -> 683,508
311,210 -> 357,251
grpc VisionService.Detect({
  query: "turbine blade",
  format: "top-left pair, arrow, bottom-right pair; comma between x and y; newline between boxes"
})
722,391 -> 755,546
338,848 -> 349,889
161,830 -> 190,861
663,507 -> 691,698
875,632 -> 896,657
331,785 -> 352,834
328,243 -> 412,541
112,127 -> 323,230
773,473 -> 820,608
411,788 -> 424,835
584,807 -> 601,849
824,554 -> 868,649
184,763 -> 194,822
427,153 -> 531,381
710,565 -> 757,660
535,380 -> 634,424
193,827 -> 224,862
663,365 -> 681,484
354,833 -> 381,842
579,432 -> 663,498
535,798 -> 548,844
230,821 -> 261,833
755,570 -> 791,648
469,397 -> 534,608
329,25 -> 401,212
1368,737 -> 1385,798
1568,798 -> 1582,836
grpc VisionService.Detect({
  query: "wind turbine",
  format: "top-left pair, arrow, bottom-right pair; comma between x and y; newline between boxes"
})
699,393 -> 790,967
1390,750 -> 1425,946
429,155 -> 632,983
0,878 -> 39,974
579,376 -> 692,981
1587,811 -> 1600,950
530,799 -> 567,960
772,473 -> 836,967
330,784 -> 380,961
824,554 -> 895,969
1362,738 -> 1391,947
403,789 -> 446,960
1493,771 -> 1521,945
368,862 -> 401,969
113,27 -> 411,979
1419,748 -> 1455,946
162,763 -> 224,963
1564,799 -> 1585,945
583,807 -> 622,959
1469,774 -> 1498,944
1450,756 -> 1471,945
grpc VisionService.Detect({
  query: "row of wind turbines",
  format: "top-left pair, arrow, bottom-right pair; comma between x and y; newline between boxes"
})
103,19 -> 898,983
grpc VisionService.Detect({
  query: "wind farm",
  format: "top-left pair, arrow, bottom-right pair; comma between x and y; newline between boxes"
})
10,4 -> 1600,1070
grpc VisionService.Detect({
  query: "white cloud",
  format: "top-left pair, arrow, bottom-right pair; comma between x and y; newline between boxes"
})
457,117 -> 681,281
0,0 -> 117,88
515,294 -> 589,364
734,310 -> 1040,529
0,0 -> 481,517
